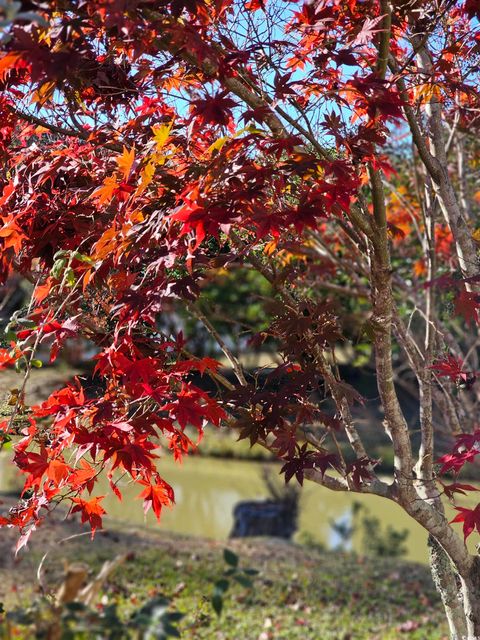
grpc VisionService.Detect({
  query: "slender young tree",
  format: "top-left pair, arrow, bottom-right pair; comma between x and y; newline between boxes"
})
1,1 -> 480,636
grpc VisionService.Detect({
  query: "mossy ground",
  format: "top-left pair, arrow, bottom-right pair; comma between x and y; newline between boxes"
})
0,506 -> 448,640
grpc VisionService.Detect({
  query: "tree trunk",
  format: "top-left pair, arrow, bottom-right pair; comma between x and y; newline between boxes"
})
428,535 -> 468,640
461,557 -> 480,639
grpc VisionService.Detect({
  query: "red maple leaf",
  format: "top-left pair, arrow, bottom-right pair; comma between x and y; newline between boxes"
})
350,15 -> 386,46
441,481 -> 479,501
454,289 -> 480,324
175,357 -> 221,375
451,505 -> 480,541
17,449 -> 49,489
190,92 -> 238,126
464,0 -> 480,19
280,443 -> 339,486
106,442 -> 158,476
71,496 -> 107,535
71,459 -> 97,494
430,355 -> 470,384
138,479 -> 174,521
347,457 -> 376,490
0,345 -> 21,369
271,426 -> 298,457
245,0 -> 265,11
437,450 -> 479,475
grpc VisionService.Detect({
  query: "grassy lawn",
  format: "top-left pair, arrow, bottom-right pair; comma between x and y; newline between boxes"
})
110,541 -> 447,639
0,509 -> 448,640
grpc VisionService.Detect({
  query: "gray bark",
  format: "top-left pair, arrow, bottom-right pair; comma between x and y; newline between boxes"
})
429,535 -> 468,640
461,557 -> 480,639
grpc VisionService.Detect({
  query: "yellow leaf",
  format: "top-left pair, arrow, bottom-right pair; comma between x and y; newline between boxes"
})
264,239 -> 278,255
129,210 -> 144,224
206,126 -> 263,157
151,151 -> 172,166
116,146 -> 135,180
207,136 -> 228,155
413,82 -> 441,104
152,122 -> 173,151
472,228 -> 480,243
31,81 -> 56,106
277,249 -> 307,266
136,161 -> 156,196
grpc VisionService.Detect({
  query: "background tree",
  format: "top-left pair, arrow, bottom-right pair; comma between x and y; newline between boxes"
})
1,0 -> 480,637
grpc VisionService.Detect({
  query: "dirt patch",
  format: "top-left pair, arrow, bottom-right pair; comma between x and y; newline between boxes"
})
0,365 -> 79,406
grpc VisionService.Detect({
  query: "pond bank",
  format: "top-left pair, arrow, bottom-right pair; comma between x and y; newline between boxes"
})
2,453 -> 478,565
0,454 -> 434,564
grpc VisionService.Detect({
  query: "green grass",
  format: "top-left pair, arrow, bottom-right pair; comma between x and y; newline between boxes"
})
10,530 -> 448,640
193,426 -> 274,460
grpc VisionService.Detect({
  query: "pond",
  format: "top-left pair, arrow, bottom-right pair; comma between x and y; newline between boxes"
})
2,453 -> 474,564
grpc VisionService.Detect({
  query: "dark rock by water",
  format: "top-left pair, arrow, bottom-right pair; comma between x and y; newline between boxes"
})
230,499 -> 298,539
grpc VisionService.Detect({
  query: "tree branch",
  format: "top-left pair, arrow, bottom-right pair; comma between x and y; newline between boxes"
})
11,107 -> 123,152
188,302 -> 248,387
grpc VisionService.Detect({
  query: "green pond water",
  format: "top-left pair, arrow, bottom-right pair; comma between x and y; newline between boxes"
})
2,453 -> 475,564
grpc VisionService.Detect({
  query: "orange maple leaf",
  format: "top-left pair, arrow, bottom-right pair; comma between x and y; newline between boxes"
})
91,175 -> 119,205
0,218 -> 25,253
116,146 -> 135,181
138,480 -> 174,521
0,53 -> 21,81
71,459 -> 97,494
47,459 -> 70,485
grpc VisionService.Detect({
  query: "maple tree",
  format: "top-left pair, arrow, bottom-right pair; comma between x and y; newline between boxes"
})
2,0 -> 480,636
